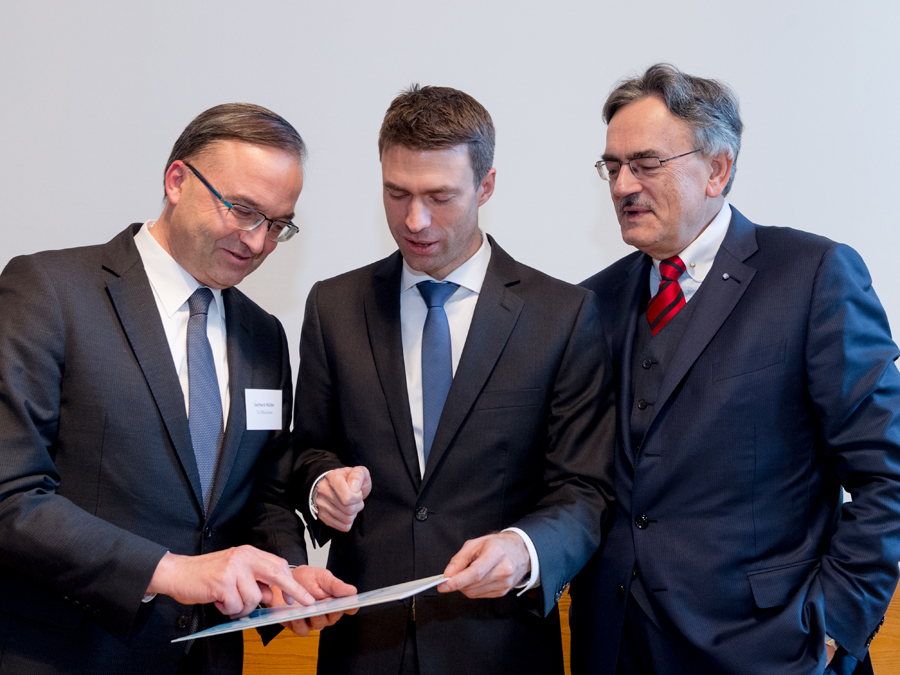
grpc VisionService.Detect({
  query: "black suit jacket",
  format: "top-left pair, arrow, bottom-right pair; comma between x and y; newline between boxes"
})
571,207 -> 900,674
0,224 -> 305,674
292,237 -> 616,675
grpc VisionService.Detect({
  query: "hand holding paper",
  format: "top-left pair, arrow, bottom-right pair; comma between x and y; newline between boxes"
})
438,532 -> 530,598
315,465 -> 372,532
146,546 -> 315,618
270,566 -> 358,636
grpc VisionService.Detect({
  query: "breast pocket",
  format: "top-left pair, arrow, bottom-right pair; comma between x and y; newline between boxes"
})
472,388 -> 543,411
713,342 -> 786,382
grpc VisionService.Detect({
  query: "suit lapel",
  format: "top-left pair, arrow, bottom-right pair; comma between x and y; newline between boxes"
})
103,225 -> 204,509
206,288 -> 250,515
421,239 -> 523,487
648,209 -> 759,431
364,253 -> 422,489
612,254 -> 651,467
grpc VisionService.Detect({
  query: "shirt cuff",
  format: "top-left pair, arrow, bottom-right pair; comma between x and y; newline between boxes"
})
502,527 -> 541,594
308,471 -> 333,521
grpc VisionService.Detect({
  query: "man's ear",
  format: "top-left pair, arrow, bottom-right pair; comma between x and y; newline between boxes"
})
477,167 -> 497,207
706,152 -> 734,199
164,160 -> 189,205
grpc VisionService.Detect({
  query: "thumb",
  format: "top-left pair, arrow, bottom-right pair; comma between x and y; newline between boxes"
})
347,466 -> 370,495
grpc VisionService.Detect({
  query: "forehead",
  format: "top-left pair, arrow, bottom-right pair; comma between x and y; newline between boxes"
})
381,144 -> 474,189
198,140 -> 303,208
605,96 -> 694,156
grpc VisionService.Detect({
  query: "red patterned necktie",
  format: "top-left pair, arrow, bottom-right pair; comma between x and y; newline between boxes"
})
647,256 -> 687,336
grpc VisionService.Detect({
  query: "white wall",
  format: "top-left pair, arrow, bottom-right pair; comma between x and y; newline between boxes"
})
3,0 -> 898,343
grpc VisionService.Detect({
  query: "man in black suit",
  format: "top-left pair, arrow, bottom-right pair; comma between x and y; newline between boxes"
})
571,63 -> 900,675
289,85 -> 616,674
0,103 -> 353,674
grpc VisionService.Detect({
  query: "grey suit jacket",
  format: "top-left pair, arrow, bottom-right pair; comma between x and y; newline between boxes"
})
0,224 -> 305,675
572,208 -> 900,674
292,236 -> 616,675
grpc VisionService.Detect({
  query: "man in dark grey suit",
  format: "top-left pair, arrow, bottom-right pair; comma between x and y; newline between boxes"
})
0,103 -> 353,674
571,63 -> 900,675
289,85 -> 616,675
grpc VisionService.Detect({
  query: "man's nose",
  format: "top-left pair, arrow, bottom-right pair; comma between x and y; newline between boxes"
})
612,164 -> 642,197
406,199 -> 431,232
239,221 -> 270,253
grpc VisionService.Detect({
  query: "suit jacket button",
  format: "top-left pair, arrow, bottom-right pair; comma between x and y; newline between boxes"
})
634,514 -> 650,529
631,567 -> 638,580
637,399 -> 648,410
177,615 -> 191,629
415,507 -> 428,521
204,525 -> 213,539
642,359 -> 653,369
616,583 -> 626,600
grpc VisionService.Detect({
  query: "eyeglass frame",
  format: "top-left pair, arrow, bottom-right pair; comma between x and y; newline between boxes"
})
182,161 -> 300,242
595,149 -> 702,182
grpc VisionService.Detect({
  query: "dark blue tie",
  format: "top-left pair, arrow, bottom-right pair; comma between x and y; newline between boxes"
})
417,281 -> 459,466
187,287 -> 224,513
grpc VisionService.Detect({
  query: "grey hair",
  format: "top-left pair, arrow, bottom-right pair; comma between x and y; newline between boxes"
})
604,63 -> 742,195
163,103 -> 306,198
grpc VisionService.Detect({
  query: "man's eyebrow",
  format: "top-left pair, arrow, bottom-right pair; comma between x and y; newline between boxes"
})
383,182 -> 457,195
601,150 -> 660,162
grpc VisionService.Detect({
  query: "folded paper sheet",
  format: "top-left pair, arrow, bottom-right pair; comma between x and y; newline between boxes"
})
171,574 -> 446,642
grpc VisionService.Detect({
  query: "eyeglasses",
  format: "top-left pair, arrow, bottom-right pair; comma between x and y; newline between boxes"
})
595,149 -> 701,182
183,162 -> 299,242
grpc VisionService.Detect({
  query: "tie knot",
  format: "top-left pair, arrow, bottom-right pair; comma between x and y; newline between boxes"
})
417,281 -> 459,308
188,287 -> 214,317
659,256 -> 686,281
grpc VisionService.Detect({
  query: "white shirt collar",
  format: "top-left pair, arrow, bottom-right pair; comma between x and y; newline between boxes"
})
400,230 -> 492,294
652,201 -> 731,284
133,220 -> 224,316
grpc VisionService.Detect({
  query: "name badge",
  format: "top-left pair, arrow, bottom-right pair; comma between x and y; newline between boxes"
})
245,389 -> 282,430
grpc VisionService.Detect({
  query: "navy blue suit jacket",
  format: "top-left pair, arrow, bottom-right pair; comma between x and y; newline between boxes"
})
571,207 -> 900,674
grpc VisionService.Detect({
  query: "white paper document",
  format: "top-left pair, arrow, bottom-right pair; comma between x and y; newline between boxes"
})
171,574 -> 446,643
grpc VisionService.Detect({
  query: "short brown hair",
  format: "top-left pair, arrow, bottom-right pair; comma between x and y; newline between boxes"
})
378,84 -> 495,185
164,102 -> 306,196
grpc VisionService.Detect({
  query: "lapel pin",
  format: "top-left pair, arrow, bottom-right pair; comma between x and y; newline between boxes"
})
722,273 -> 730,280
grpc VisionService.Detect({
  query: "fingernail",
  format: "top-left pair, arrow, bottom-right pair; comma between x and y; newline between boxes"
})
350,480 -> 360,492
285,594 -> 295,605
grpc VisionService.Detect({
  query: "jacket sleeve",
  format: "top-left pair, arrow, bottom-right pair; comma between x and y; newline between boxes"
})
807,244 -> 900,660
0,254 -> 168,640
290,281 -> 349,547
509,291 -> 618,616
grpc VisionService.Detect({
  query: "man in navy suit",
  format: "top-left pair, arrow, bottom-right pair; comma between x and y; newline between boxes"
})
571,64 -> 900,674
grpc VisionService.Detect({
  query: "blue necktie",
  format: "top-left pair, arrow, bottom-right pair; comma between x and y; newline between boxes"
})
417,281 -> 459,466
187,287 -> 223,513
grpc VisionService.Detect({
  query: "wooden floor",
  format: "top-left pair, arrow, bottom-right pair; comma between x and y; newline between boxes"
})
245,587 -> 900,674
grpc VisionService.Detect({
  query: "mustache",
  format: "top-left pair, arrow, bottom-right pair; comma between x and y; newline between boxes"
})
619,194 -> 654,211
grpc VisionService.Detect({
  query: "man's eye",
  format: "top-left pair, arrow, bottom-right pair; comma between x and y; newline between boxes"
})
633,159 -> 661,172
387,191 -> 408,200
430,195 -> 452,205
231,205 -> 256,220
269,221 -> 288,234
605,163 -> 621,176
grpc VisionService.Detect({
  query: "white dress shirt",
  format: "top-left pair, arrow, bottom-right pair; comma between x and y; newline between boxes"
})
133,221 -> 230,422
649,201 -> 731,301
